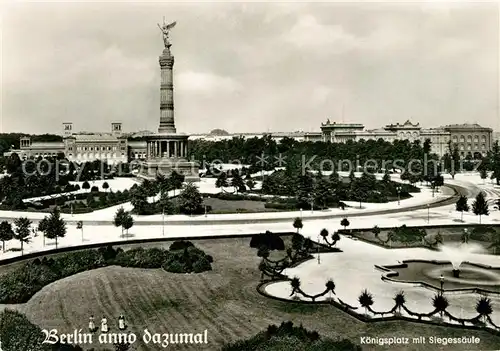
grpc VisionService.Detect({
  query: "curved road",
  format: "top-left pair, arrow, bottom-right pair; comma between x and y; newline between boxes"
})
0,182 -> 477,226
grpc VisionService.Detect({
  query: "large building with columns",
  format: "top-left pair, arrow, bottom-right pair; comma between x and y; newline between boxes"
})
6,122 -> 130,164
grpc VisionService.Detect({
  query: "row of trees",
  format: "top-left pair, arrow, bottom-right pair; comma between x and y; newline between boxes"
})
214,170 -> 255,193
0,205 -> 137,255
191,136 -> 440,171
0,153 -> 118,209
262,167 -> 416,210
0,208 -> 68,254
455,192 -> 490,223
0,218 -> 32,255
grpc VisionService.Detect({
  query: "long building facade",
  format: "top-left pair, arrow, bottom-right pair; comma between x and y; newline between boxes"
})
320,119 -> 492,158
5,119 -> 493,162
7,123 -> 132,164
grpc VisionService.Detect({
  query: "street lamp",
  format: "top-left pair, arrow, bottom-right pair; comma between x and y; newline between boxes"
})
161,207 -> 165,236
300,208 -> 303,219
396,186 -> 401,205
440,274 -> 444,295
317,235 -> 320,264
204,195 -> 210,217
463,228 -> 468,243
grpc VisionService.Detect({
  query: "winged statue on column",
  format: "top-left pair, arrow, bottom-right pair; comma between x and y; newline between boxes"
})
158,19 -> 177,48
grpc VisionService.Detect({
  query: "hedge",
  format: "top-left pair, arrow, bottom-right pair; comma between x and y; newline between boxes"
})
0,242 -> 213,304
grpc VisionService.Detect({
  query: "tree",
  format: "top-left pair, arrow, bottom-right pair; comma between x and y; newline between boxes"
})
472,192 -> 489,224
371,225 -> 381,238
432,294 -> 449,318
331,232 -> 340,246
475,296 -> 493,323
245,179 -> 256,191
382,172 -> 391,183
313,177 -> 333,208
423,138 -> 432,155
121,212 -> 134,236
320,228 -> 329,240
480,169 -> 487,184
178,183 -> 203,215
169,171 -> 185,191
13,217 -> 31,255
325,279 -> 336,300
157,191 -> 175,214
0,221 -> 14,253
455,195 -> 469,222
133,188 -> 150,212
114,207 -> 127,236
37,216 -> 49,246
43,207 -> 66,249
393,291 -> 406,314
215,172 -> 229,189
340,218 -> 350,231
348,170 -> 355,183
290,277 -> 301,298
102,181 -> 110,192
230,171 -> 246,193
293,217 -> 303,233
358,289 -> 374,315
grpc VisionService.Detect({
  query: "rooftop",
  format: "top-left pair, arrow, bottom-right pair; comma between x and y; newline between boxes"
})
385,120 -> 421,129
66,133 -> 126,142
444,123 -> 492,130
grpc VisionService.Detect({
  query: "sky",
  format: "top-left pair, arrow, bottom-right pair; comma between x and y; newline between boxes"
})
1,1 -> 499,135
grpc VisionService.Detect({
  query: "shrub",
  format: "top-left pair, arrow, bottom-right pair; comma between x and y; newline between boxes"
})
162,260 -> 184,273
264,202 -> 298,210
221,321 -> 361,351
162,245 -> 212,273
170,240 -> 194,251
0,310 -> 47,351
90,186 -> 99,193
97,245 -> 122,262
192,257 -> 212,273
470,226 -> 497,241
114,247 -> 169,269
250,231 -> 285,251
0,250 -> 107,304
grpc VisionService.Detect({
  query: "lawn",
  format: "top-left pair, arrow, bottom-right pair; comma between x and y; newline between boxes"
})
1,237 -> 499,351
202,197 -> 281,214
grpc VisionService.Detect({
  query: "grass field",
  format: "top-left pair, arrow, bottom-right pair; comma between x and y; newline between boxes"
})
203,197 -> 280,214
1,237 -> 500,351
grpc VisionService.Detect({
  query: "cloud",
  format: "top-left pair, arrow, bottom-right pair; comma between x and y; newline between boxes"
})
176,71 -> 242,94
1,2 -> 498,134
284,14 -> 358,54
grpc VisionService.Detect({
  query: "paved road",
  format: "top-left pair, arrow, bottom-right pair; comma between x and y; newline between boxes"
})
56,184 -> 469,226
0,183 -> 473,226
